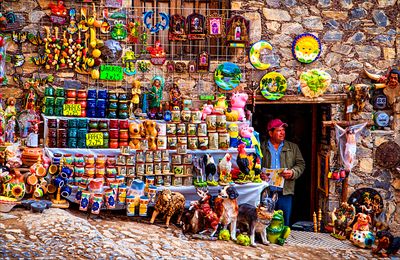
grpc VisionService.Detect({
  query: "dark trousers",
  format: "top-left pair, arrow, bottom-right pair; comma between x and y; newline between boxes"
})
274,191 -> 293,227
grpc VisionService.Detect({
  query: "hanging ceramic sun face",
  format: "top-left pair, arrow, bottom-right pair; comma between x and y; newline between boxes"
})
299,69 -> 331,98
187,13 -> 206,40
260,72 -> 287,100
249,40 -> 273,70
169,14 -> 187,41
214,62 -> 242,91
226,15 -> 250,48
292,33 -> 322,64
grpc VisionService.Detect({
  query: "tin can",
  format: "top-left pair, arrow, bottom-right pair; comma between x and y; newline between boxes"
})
177,143 -> 187,154
154,162 -> 162,175
171,110 -> 181,122
187,123 -> 197,136
219,132 -> 230,149
197,123 -> 207,136
181,110 -> 191,122
157,122 -> 167,136
140,139 -> 148,150
183,176 -> 193,186
206,115 -> 217,132
166,123 -> 176,135
182,154 -> 193,164
198,136 -> 209,150
216,114 -> 227,132
161,150 -> 170,162
188,136 -> 198,150
208,132 -> 219,149
105,189 -> 116,209
191,109 -> 202,123
167,136 -> 177,149
176,123 -> 186,136
153,150 -> 162,162
164,175 -> 172,186
116,154 -> 126,165
126,155 -> 135,166
171,154 -> 182,164
183,164 -> 193,176
139,196 -> 149,216
136,150 -> 145,163
136,163 -> 145,176
117,166 -> 127,176
157,136 -> 167,150
145,163 -> 153,175
173,176 -> 182,186
145,150 -> 154,163
161,162 -> 170,174
126,166 -> 135,177
173,164 -> 184,175
177,136 -> 187,144
155,175 -> 164,186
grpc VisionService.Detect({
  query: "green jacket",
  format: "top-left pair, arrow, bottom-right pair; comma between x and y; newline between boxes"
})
261,140 -> 305,195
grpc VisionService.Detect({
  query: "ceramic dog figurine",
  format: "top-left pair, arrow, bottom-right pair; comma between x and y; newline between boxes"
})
214,185 -> 239,240
192,188 -> 220,237
237,193 -> 277,246
373,230 -> 400,257
150,189 -> 185,227
181,201 -> 205,234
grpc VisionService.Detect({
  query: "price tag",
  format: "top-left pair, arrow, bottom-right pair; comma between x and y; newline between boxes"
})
86,132 -> 104,147
100,65 -> 123,81
63,104 -> 81,116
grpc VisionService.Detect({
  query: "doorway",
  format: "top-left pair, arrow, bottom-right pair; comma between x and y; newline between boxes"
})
252,104 -> 329,224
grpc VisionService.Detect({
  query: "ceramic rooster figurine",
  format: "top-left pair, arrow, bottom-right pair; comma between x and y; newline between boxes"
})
203,154 -> 218,186
236,143 -> 259,183
218,153 -> 232,185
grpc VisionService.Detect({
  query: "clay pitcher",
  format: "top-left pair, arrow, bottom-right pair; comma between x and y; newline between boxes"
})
3,169 -> 26,200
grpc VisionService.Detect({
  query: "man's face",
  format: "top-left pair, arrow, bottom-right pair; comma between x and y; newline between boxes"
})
387,73 -> 399,89
269,126 -> 286,143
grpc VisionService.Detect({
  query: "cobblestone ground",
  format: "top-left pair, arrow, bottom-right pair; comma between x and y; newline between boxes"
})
0,207 -> 392,259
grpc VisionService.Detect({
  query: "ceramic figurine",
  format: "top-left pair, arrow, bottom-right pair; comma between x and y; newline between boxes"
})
150,189 -> 185,227
214,94 -> 228,114
0,113 -> 5,144
236,143 -> 261,183
111,20 -> 127,41
2,169 -> 25,200
230,92 -> 248,121
203,154 -> 218,186
122,48 -> 137,76
350,213 -> 375,248
142,120 -> 158,150
148,75 -> 165,115
228,123 -> 240,148
49,0 -> 67,25
190,188 -> 220,236
345,84 -> 371,114
147,40 -> 166,65
372,230 -> 400,257
127,21 -> 140,44
266,210 -> 291,245
129,122 -> 142,149
169,84 -> 182,109
213,185 -> 239,240
5,97 -> 16,118
26,119 -> 41,148
5,115 -> 16,143
328,202 -> 356,239
25,87 -> 38,111
217,153 -> 232,185
365,68 -> 400,105
239,123 -> 254,148
201,102 -> 214,121
129,80 -> 141,119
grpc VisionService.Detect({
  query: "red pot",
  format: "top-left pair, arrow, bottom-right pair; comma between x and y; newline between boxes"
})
119,130 -> 129,140
66,89 -> 77,98
80,110 -> 86,118
119,140 -> 128,147
119,120 -> 129,129
65,98 -> 76,104
109,129 -> 119,139
77,90 -> 87,99
109,139 -> 119,149
109,119 -> 119,129
76,99 -> 87,108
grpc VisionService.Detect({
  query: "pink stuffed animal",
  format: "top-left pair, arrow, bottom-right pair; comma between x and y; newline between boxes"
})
239,123 -> 254,148
202,103 -> 214,120
231,92 -> 248,121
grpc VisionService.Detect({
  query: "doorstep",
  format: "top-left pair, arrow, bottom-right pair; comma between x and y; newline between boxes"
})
286,230 -> 355,249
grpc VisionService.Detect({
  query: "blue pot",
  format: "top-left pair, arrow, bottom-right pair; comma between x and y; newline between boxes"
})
98,90 -> 108,99
87,89 -> 97,99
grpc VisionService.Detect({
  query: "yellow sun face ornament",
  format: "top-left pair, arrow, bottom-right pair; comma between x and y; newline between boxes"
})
292,33 -> 321,64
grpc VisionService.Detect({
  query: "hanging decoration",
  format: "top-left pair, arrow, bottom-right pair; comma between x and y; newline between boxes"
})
187,13 -> 206,40
260,72 -> 287,100
127,20 -> 140,44
0,12 -> 22,32
143,11 -> 169,34
67,8 -> 78,34
292,33 -> 321,64
249,40 -> 273,70
206,13 -> 224,38
110,20 -> 127,41
299,69 -> 331,98
197,51 -> 210,73
214,62 -> 242,91
0,34 -> 9,85
49,0 -> 67,25
365,68 -> 400,106
122,48 -> 137,76
146,40 -> 166,65
226,15 -> 250,48
78,7 -> 89,32
169,14 -> 187,41
11,31 -> 27,68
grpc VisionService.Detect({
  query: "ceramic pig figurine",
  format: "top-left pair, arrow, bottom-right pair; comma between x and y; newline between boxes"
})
231,92 -> 248,121
202,103 -> 214,121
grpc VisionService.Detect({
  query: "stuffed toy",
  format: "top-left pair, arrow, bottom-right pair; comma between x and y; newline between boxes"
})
230,92 -> 248,121
239,123 -> 254,148
142,120 -> 158,150
201,103 -> 214,121
129,122 -> 142,149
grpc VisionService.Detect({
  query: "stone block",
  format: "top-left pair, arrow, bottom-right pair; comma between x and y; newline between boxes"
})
4,0 -> 37,12
303,16 -> 324,30
324,53 -> 342,67
271,34 -> 292,47
231,2 -> 242,10
374,136 -> 388,147
341,0 -> 353,9
243,12 -> 262,42
355,45 -> 381,60
359,158 -> 373,173
323,30 -> 344,42
377,0 -> 397,7
290,6 -> 309,16
350,8 -> 367,19
393,179 -> 400,190
29,11 -> 47,24
263,8 -> 292,21
322,11 -> 348,20
344,20 -> 362,30
383,47 -> 396,60
331,44 -> 353,55
348,173 -> 363,186
266,21 -> 281,32
318,0 -> 331,7
338,73 -> 358,84
281,23 -> 304,34
372,10 -> 389,27
326,19 -> 340,29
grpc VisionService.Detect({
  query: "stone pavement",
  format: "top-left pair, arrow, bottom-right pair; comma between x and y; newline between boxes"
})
0,207 -> 392,259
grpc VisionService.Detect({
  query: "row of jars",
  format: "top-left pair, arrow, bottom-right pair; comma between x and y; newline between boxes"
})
165,132 -> 230,151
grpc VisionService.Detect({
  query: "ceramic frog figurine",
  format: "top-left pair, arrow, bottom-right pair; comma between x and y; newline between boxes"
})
267,210 -> 291,245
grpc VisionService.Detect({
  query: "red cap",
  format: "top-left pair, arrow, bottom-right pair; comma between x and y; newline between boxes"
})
267,119 -> 288,131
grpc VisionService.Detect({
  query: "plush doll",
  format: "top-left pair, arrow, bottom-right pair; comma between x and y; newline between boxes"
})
129,122 -> 142,149
142,120 -> 158,150
201,102 -> 214,121
239,123 -> 254,148
230,92 -> 248,121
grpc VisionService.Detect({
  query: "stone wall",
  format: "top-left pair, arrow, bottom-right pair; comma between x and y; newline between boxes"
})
232,0 -> 400,233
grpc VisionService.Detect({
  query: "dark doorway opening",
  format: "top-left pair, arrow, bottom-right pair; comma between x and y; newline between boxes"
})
252,103 -> 328,225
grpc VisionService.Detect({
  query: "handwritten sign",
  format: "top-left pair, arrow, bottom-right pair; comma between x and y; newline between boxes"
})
63,104 -> 81,116
86,132 -> 104,147
100,65 -> 123,81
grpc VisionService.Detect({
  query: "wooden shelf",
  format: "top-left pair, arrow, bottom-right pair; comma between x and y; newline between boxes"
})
254,94 -> 347,105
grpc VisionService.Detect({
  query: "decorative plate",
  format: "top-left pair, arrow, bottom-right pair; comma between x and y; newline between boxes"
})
260,72 -> 287,100
292,33 -> 321,64
348,188 -> 383,215
299,69 -> 331,98
214,62 -> 242,91
249,40 -> 273,70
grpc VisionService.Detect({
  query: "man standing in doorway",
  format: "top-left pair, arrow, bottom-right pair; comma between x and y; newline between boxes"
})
261,118 -> 305,226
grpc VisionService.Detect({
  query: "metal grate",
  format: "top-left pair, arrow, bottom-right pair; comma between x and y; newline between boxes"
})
286,230 -> 355,249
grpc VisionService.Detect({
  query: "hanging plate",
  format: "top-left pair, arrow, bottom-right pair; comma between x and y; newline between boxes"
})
375,141 -> 400,168
348,188 -> 384,215
292,33 -> 322,64
300,69 -> 331,98
249,40 -> 273,70
214,62 -> 242,91
260,72 -> 287,100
